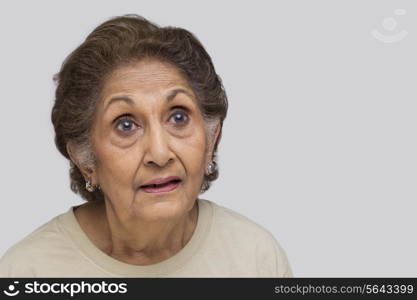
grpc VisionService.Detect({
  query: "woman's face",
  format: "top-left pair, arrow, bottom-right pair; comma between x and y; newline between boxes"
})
88,59 -> 216,222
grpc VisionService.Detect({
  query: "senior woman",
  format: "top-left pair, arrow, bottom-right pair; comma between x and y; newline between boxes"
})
0,15 -> 292,277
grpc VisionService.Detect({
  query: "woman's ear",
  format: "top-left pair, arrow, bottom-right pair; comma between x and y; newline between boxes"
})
207,122 -> 221,161
66,141 -> 96,181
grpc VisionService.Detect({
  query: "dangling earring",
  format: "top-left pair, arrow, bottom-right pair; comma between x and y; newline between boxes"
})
206,161 -> 217,175
85,180 -> 96,192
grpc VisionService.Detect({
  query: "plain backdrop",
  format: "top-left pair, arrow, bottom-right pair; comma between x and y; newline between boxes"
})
0,0 -> 416,277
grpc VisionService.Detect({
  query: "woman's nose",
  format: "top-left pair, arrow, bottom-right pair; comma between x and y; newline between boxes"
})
143,122 -> 174,168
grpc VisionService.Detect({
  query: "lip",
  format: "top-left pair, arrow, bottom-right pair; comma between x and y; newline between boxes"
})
141,180 -> 182,194
141,176 -> 181,187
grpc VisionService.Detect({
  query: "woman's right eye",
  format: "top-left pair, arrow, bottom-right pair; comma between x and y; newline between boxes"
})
115,116 -> 138,133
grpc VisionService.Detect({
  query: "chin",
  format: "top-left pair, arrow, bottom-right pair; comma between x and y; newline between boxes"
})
132,192 -> 191,222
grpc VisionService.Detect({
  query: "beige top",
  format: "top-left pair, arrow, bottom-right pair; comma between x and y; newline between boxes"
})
0,199 -> 293,277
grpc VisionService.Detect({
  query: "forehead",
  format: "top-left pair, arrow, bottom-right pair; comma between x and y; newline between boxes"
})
102,59 -> 191,96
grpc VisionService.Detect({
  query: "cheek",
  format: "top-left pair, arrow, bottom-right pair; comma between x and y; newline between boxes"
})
174,127 -> 207,175
93,138 -> 142,187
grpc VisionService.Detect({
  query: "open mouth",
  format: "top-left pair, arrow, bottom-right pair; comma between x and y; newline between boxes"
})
141,179 -> 182,189
140,179 -> 182,193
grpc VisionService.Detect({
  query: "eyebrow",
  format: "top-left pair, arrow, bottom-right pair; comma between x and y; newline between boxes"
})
104,88 -> 194,112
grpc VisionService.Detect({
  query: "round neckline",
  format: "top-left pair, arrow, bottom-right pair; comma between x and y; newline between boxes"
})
57,198 -> 213,277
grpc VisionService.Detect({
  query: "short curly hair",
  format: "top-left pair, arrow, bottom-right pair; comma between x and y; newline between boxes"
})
51,14 -> 228,202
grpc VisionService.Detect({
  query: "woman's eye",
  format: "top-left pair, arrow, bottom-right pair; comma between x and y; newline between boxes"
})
169,111 -> 189,126
115,118 -> 137,133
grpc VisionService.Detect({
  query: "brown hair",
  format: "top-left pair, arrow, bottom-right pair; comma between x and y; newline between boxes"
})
51,14 -> 228,202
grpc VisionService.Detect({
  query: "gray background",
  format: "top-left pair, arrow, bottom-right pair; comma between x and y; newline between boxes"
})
0,0 -> 415,277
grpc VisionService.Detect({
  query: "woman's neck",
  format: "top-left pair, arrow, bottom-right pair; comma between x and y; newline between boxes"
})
74,199 -> 198,265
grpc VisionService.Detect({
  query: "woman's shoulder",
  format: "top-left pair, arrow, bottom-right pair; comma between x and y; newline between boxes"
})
200,198 -> 293,277
201,198 -> 287,252
0,209 -> 71,277
202,199 -> 276,238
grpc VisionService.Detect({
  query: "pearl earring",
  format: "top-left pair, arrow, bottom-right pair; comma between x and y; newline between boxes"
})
206,161 -> 217,175
85,180 -> 96,192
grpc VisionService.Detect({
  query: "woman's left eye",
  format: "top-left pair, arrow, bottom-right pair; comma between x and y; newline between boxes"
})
169,111 -> 189,125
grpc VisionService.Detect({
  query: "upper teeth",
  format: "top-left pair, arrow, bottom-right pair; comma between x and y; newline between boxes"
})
143,179 -> 178,188
149,182 -> 168,187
